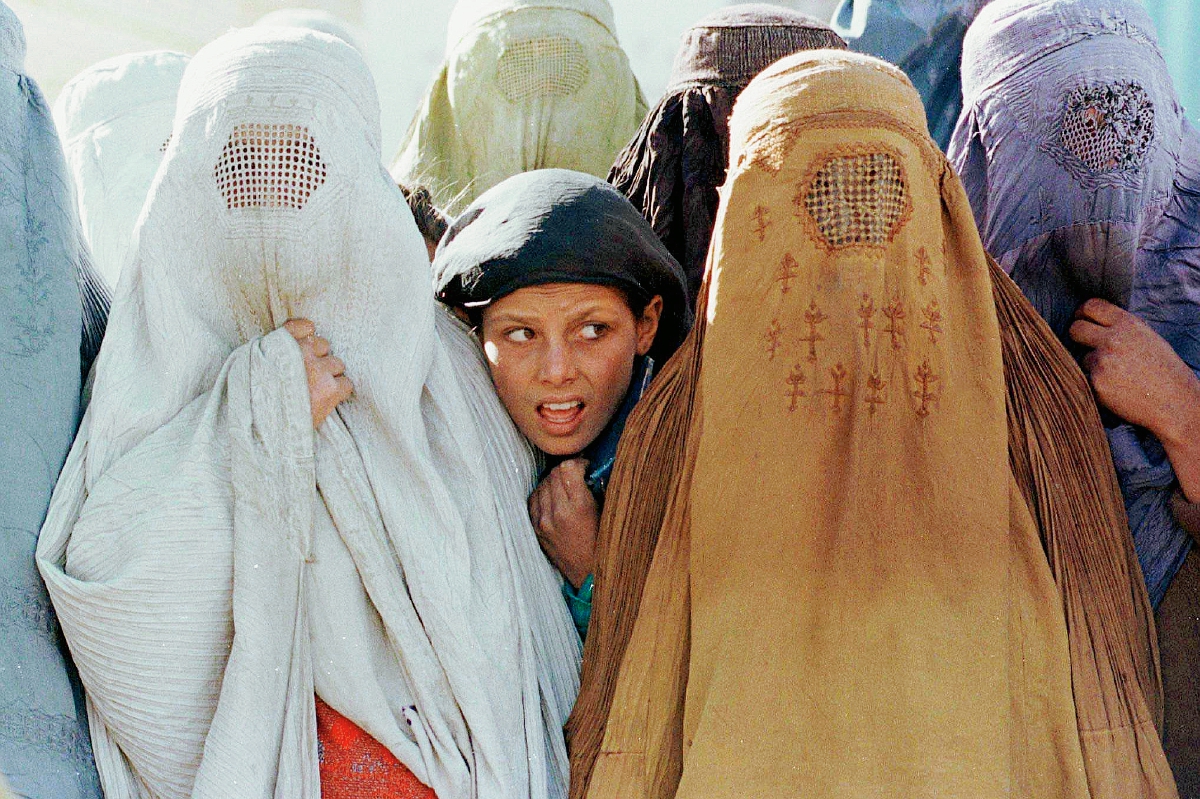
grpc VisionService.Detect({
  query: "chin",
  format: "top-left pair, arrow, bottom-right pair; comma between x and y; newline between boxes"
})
531,435 -> 589,458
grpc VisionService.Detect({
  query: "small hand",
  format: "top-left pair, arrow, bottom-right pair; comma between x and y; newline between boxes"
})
282,318 -> 354,429
529,458 -> 598,590
1069,299 -> 1200,444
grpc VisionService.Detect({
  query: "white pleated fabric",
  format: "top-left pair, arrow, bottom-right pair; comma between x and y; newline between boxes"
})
37,27 -> 580,799
54,51 -> 189,291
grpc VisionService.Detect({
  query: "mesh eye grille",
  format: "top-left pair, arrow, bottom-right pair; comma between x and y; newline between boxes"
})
214,122 -> 327,211
805,152 -> 908,249
495,36 -> 590,103
1060,82 -> 1155,173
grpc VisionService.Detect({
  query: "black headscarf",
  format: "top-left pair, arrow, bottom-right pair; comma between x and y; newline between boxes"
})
608,5 -> 846,307
433,168 -> 691,364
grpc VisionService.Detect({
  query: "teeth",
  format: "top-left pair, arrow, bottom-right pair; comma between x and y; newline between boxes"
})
544,402 -> 579,412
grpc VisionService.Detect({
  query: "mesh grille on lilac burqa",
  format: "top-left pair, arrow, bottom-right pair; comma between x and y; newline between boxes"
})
949,0 -> 1200,607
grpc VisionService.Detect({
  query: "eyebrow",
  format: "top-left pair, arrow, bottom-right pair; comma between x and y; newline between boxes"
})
486,302 -> 623,327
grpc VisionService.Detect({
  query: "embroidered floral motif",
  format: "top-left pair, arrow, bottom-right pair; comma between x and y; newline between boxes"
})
777,252 -> 799,294
819,362 -> 850,411
921,299 -> 944,344
764,318 -> 783,360
785,364 -> 808,412
913,360 -> 940,418
915,246 -> 933,286
882,297 -> 906,350
864,370 -> 887,415
0,701 -> 91,761
751,204 -> 772,243
0,584 -> 59,641
856,294 -> 876,348
799,299 -> 827,363
1060,81 -> 1155,174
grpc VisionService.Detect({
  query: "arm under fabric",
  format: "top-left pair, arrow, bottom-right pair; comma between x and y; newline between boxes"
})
37,328 -> 320,799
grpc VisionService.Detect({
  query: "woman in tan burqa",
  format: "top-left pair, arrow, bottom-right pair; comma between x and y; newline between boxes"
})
569,50 -> 1179,799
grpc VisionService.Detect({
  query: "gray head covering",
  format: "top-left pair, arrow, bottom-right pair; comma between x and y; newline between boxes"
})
609,5 -> 846,307
0,2 -> 101,797
434,168 -> 691,364
949,0 -> 1199,608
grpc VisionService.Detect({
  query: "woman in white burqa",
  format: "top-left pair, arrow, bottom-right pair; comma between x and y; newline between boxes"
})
36,25 -> 580,799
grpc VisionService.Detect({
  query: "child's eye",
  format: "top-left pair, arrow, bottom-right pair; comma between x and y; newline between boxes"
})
581,323 -> 607,340
505,327 -> 534,343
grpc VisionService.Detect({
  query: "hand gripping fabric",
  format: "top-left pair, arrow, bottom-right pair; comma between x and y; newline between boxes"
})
36,26 -> 580,799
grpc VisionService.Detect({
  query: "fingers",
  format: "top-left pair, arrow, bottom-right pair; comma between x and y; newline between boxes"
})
311,336 -> 331,358
325,354 -> 345,376
283,317 -> 316,341
1074,298 -> 1125,326
1068,318 -> 1110,349
529,481 -> 548,537
333,374 -> 354,402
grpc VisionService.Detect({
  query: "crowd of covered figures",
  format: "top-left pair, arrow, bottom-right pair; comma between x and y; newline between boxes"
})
1,0 -> 1198,797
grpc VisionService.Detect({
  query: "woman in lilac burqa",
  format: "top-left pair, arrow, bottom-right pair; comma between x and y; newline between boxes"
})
949,0 -> 1200,790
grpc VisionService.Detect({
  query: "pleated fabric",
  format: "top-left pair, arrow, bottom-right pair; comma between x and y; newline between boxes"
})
36,27 -> 580,799
576,49 -> 1175,799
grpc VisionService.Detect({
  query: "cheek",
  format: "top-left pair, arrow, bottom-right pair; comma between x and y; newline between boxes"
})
485,347 -> 536,420
586,337 -> 638,414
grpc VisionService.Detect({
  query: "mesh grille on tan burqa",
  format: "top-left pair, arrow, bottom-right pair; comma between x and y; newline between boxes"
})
36,26 -> 580,799
572,49 -> 1176,799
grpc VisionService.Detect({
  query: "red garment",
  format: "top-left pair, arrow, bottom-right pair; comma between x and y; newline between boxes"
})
316,695 -> 438,799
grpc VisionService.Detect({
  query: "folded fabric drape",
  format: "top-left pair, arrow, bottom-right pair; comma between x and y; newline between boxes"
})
832,0 -> 991,148
949,0 -> 1199,611
55,51 -> 189,293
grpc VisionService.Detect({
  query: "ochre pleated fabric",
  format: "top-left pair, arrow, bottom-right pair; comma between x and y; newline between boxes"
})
990,259 -> 1176,797
576,49 -> 1176,799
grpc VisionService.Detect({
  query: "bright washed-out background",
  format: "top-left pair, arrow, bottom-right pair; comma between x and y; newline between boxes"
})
11,0 -> 1199,160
